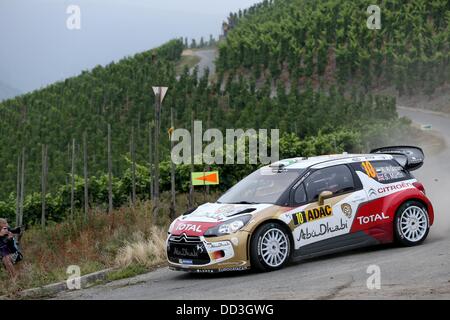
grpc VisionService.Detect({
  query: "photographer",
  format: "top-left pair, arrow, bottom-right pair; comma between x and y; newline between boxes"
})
0,218 -> 19,280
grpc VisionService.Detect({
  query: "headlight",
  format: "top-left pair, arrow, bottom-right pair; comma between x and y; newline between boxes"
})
204,215 -> 252,237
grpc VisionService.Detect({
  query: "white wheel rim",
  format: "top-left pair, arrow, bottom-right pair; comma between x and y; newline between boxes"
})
260,228 -> 289,267
399,206 -> 428,242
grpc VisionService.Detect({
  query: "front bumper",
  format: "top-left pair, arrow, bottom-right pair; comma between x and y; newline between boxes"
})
167,231 -> 251,273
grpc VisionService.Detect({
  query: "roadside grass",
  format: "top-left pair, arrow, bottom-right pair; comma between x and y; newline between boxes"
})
0,191 -> 220,297
114,227 -> 167,268
106,264 -> 149,282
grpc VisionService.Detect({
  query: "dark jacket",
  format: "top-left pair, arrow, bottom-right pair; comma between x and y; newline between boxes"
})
0,235 -> 14,258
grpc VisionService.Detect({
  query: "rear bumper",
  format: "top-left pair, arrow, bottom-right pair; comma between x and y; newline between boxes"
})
166,231 -> 251,272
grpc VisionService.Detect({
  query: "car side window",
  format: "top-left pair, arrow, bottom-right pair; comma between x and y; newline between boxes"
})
293,184 -> 307,205
351,160 -> 411,184
304,165 -> 355,202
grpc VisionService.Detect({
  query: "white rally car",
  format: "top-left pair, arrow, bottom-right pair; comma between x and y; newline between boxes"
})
167,146 -> 433,272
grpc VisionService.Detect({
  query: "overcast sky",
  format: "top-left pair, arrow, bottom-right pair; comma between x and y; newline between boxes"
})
0,0 -> 259,94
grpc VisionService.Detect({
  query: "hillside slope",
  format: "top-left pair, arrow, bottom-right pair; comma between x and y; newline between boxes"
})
0,6 -> 416,224
218,0 -> 450,95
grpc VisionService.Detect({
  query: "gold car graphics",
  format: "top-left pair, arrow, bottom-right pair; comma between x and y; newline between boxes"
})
169,193 -> 355,271
292,205 -> 333,226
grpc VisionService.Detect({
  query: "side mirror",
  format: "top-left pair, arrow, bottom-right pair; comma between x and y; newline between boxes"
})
318,191 -> 333,206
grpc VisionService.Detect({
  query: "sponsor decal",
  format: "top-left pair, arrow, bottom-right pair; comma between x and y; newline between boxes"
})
179,259 -> 193,265
206,241 -> 230,248
218,267 -> 248,272
171,220 -> 221,236
215,204 -> 236,215
341,203 -> 353,218
376,166 -> 406,182
297,219 -> 348,241
362,161 -> 377,179
195,269 -> 215,273
351,195 -> 366,204
368,188 -> 377,198
176,223 -> 203,233
367,182 -> 412,199
292,205 -> 333,226
196,244 -> 205,254
174,247 -> 200,258
377,182 -> 412,194
357,212 -> 390,225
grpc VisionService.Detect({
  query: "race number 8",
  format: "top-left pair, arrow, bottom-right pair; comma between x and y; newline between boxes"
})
362,161 -> 377,178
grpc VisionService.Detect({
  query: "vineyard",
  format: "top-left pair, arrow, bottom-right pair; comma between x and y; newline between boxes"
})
0,0 -> 440,227
217,0 -> 450,95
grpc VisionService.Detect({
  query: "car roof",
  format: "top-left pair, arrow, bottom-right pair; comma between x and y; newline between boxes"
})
268,153 -> 394,170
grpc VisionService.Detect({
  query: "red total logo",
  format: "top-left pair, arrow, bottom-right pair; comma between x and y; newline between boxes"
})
172,220 -> 219,236
175,223 -> 203,233
357,212 -> 390,225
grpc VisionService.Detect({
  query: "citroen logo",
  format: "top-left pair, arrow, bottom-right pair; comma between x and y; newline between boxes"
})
368,188 -> 377,198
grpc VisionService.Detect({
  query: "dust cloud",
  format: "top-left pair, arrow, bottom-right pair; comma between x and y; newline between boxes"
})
390,119 -> 450,239
416,153 -> 450,239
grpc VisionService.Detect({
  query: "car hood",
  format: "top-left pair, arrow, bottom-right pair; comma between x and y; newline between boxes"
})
170,202 -> 274,236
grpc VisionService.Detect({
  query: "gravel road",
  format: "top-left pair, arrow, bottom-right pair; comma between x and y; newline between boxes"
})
192,49 -> 216,79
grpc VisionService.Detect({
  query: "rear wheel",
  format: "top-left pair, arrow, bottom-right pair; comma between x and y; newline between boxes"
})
394,201 -> 430,246
250,222 -> 291,272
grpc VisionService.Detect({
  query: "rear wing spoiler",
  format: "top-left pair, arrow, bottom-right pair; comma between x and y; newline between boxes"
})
370,146 -> 424,171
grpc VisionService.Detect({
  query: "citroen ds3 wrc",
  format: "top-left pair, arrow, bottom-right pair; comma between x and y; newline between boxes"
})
166,146 -> 434,272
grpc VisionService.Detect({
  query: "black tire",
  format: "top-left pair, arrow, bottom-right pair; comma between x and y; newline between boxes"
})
394,200 -> 430,247
250,222 -> 292,272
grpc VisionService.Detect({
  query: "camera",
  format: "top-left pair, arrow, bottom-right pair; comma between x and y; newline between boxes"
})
7,227 -> 21,234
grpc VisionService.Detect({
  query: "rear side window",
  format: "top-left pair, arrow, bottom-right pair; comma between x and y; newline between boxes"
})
352,160 -> 411,184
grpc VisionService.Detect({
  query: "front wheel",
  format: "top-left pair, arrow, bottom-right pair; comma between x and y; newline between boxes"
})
250,222 -> 291,272
394,201 -> 430,246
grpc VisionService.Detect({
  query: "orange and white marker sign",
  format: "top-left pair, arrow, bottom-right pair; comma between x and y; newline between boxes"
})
191,171 -> 219,186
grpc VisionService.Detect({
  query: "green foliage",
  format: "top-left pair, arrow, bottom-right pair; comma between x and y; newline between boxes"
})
0,196 -> 15,223
0,1 -> 431,294
0,122 -> 408,227
0,39 -> 184,200
217,0 -> 450,94
0,7 -> 415,226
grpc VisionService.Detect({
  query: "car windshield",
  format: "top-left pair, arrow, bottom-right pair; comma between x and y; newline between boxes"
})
218,168 -> 303,204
